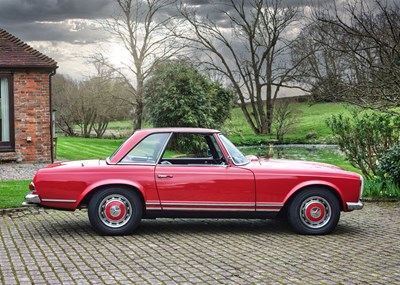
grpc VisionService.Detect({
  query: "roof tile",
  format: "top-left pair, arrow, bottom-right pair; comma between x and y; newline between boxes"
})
0,28 -> 58,70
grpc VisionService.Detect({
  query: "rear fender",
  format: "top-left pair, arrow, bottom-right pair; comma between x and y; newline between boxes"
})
75,179 -> 146,208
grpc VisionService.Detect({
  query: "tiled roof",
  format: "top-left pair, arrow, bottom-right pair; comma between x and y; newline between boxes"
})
0,28 -> 57,70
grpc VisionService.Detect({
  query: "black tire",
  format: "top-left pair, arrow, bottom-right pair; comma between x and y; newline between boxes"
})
88,187 -> 143,236
287,187 -> 340,235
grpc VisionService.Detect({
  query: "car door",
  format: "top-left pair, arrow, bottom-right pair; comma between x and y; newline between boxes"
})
154,132 -> 255,211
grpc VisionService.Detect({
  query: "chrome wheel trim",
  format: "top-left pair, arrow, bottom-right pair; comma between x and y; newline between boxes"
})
98,194 -> 132,228
299,196 -> 331,229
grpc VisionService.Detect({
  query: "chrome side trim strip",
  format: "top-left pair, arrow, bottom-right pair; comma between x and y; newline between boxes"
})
146,202 -> 161,205
161,207 -> 254,211
256,203 -> 284,207
161,202 -> 255,207
41,199 -> 76,203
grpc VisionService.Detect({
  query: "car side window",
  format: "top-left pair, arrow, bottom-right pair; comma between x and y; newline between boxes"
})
120,133 -> 170,164
159,133 -> 225,165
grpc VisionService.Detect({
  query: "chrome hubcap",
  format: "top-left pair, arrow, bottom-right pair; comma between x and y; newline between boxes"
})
300,196 -> 331,229
99,194 -> 132,228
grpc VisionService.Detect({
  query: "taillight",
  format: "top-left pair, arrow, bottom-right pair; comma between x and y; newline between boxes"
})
29,182 -> 36,191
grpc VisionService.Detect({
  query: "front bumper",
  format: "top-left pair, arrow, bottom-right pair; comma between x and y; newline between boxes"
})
346,200 -> 363,211
22,192 -> 41,207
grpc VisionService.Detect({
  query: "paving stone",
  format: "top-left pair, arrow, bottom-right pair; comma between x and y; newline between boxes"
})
0,202 -> 399,284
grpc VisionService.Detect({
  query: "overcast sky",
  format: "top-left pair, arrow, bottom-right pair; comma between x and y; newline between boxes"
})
0,0 -> 339,82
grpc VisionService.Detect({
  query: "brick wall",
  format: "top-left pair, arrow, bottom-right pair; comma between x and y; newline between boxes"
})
12,70 -> 52,163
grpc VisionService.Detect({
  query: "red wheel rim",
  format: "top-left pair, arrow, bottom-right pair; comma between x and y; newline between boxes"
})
105,200 -> 127,221
305,202 -> 326,222
99,194 -> 132,228
300,196 -> 331,229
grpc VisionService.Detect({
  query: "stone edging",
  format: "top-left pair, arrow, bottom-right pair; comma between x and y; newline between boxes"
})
0,207 -> 45,217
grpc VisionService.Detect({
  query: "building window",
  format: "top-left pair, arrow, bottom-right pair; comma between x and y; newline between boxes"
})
0,74 -> 14,151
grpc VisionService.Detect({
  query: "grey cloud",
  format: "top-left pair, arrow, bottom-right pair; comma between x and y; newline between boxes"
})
0,0 -> 113,24
0,0 -> 333,56
0,0 -> 113,44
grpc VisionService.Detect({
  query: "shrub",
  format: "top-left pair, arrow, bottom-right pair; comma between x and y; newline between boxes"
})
363,177 -> 400,198
305,132 -> 318,140
326,110 -> 400,179
272,101 -> 301,143
378,144 -> 400,186
144,61 -> 233,129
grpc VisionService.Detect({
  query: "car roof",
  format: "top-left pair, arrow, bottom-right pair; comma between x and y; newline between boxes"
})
135,127 -> 220,134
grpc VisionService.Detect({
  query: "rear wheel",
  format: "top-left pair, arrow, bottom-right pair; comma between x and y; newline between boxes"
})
88,187 -> 143,235
288,187 -> 340,235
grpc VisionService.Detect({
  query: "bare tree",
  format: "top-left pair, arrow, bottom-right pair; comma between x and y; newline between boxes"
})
177,0 -> 306,134
290,21 -> 349,102
53,66 -> 132,138
273,100 -> 301,143
294,0 -> 400,113
98,0 -> 181,131
52,74 -> 80,136
76,63 -> 131,138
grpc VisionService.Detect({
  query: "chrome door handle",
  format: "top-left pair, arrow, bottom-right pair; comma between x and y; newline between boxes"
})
157,174 -> 173,179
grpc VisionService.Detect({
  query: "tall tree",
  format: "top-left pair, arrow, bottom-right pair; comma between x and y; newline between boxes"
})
177,0 -> 304,134
99,0 -> 181,131
293,0 -> 400,113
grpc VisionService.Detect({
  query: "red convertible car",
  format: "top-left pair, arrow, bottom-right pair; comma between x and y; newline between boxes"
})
24,128 -> 363,235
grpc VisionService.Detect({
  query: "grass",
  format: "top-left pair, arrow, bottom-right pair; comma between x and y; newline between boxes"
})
0,180 -> 30,208
240,146 -> 360,173
364,179 -> 400,199
56,137 -> 124,160
93,102 -> 350,146
223,102 -> 350,145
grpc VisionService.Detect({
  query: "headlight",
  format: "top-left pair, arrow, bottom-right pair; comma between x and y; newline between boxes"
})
359,175 -> 364,199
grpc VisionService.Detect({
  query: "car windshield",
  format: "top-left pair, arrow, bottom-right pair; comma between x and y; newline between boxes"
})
218,134 -> 249,165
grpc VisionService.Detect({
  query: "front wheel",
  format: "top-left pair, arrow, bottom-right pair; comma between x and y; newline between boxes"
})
287,187 -> 340,235
88,187 -> 143,235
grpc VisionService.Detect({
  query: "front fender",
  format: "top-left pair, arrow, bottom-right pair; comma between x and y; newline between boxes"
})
283,180 -> 345,209
75,179 -> 147,208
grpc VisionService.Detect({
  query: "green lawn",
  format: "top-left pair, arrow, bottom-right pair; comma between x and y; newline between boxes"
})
224,102 -> 350,145
240,146 -> 360,173
0,180 -> 30,208
100,102 -> 350,146
56,137 -> 124,160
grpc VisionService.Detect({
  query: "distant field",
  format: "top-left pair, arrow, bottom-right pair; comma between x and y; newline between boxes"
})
55,102 -> 351,160
224,102 -> 350,145
99,102 -> 350,145
56,137 -> 124,160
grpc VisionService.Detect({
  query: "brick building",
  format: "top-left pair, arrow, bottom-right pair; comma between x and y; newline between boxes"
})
0,28 -> 58,163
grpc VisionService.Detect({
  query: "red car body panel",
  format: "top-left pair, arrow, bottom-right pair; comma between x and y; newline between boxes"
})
248,159 -> 361,211
27,128 -> 363,217
155,165 -> 255,211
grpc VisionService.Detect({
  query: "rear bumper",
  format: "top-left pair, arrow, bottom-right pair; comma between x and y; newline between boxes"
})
346,200 -> 363,211
22,192 -> 41,207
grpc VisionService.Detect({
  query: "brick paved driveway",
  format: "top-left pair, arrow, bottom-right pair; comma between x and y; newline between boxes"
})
0,202 -> 399,285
